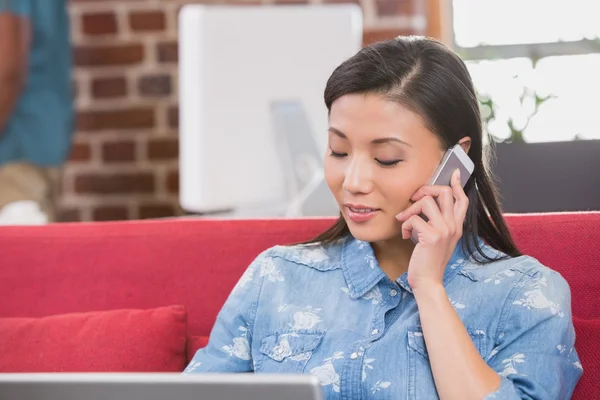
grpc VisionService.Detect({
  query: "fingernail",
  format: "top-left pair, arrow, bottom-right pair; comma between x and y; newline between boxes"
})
396,211 -> 404,219
455,169 -> 461,180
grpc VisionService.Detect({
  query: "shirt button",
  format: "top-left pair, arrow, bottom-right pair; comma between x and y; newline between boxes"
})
371,329 -> 379,335
390,289 -> 398,297
350,352 -> 358,360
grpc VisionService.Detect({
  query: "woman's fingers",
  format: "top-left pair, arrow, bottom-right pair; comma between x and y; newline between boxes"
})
410,184 -> 455,226
450,169 -> 469,226
401,169 -> 469,240
397,195 -> 452,236
401,214 -> 437,241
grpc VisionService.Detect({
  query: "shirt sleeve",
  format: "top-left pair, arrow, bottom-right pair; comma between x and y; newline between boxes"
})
483,269 -> 583,399
183,250 -> 270,373
0,0 -> 32,16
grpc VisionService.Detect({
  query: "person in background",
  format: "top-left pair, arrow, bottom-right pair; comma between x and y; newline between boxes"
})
0,0 -> 73,224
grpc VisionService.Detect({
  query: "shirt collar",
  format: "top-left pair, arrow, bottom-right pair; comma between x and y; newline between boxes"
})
341,236 -> 387,299
341,235 -> 474,298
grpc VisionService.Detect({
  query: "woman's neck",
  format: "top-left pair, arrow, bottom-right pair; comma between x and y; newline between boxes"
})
371,236 -> 416,282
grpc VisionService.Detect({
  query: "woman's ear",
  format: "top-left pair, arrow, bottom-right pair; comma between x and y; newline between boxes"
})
458,137 -> 471,154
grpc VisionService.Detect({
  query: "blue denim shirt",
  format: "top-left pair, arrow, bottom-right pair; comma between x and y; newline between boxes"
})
184,236 -> 582,399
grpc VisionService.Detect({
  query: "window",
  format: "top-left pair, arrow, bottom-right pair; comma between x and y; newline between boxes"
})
451,0 -> 600,142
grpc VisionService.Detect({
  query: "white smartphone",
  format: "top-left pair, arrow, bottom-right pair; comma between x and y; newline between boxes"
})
410,144 -> 475,244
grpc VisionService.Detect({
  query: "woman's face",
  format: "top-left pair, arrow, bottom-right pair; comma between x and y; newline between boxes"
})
324,93 -> 446,243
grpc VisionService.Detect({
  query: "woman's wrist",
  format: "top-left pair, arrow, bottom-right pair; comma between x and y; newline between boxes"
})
412,281 -> 447,304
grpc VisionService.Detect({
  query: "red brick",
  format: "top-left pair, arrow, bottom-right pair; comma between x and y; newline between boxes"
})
147,138 -> 178,160
57,207 -> 81,223
375,0 -> 413,17
69,142 -> 92,162
102,140 -> 137,162
74,172 -> 155,194
74,44 -> 144,67
363,28 -> 416,46
91,76 -> 127,99
157,41 -> 178,63
167,169 -> 179,194
168,106 -> 178,129
77,107 -> 155,131
93,205 -> 129,221
129,10 -> 166,32
138,74 -> 172,97
81,12 -> 118,36
139,203 -> 176,219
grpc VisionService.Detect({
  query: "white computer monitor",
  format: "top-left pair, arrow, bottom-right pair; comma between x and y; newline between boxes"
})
178,4 -> 362,216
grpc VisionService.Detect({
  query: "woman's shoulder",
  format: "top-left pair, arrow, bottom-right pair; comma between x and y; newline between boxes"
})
460,244 -> 572,304
260,238 -> 347,272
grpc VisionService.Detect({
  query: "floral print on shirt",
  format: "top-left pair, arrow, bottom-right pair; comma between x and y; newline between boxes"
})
184,237 -> 582,400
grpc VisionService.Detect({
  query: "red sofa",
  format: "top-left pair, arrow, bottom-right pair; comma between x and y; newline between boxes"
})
1,213 -> 598,397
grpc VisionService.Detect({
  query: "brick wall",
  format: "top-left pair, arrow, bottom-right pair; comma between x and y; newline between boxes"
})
65,0 -> 432,222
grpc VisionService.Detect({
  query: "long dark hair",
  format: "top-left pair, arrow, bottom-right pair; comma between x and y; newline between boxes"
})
306,36 -> 521,263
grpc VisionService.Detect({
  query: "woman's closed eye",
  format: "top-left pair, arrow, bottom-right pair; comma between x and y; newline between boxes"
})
328,148 -> 403,167
329,148 -> 347,158
376,158 -> 402,167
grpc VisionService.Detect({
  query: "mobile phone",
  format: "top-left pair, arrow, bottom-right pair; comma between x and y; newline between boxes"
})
410,143 -> 475,244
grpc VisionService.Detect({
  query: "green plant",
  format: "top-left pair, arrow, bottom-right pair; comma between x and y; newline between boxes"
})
478,85 -> 554,144
461,37 -> 600,144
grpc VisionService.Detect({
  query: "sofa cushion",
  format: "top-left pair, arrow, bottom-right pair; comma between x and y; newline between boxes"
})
186,335 -> 210,363
573,317 -> 600,398
0,305 -> 187,372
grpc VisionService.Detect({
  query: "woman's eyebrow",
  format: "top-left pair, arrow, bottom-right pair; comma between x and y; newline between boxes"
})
371,136 -> 412,147
328,127 -> 412,148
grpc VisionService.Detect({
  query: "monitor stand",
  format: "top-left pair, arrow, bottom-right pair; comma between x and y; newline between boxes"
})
183,100 -> 339,219
270,99 -> 339,218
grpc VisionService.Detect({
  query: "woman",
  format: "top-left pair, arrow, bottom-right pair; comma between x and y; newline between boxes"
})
184,36 -> 582,399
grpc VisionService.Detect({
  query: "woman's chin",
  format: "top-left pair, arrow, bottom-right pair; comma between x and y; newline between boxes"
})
344,218 -> 400,243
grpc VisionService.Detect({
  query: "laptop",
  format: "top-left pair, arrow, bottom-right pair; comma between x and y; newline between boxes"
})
0,373 -> 324,400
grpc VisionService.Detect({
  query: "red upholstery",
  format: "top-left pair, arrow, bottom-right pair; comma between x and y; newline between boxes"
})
0,218 -> 332,335
573,318 -> 600,398
0,306 -> 187,372
0,213 -> 598,397
187,336 -> 210,363
504,212 -> 600,319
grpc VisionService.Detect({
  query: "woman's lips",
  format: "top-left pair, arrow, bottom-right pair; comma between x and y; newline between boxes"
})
344,205 -> 380,223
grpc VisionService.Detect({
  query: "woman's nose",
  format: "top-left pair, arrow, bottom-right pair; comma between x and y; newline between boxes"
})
342,159 -> 373,194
